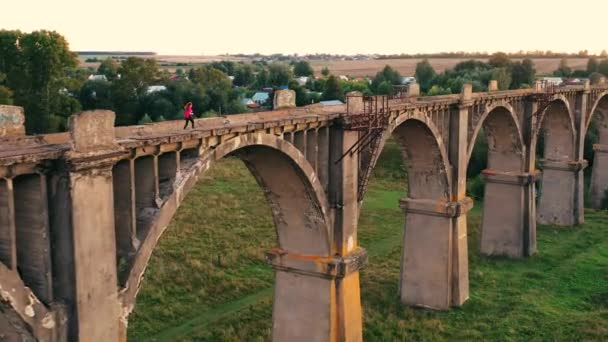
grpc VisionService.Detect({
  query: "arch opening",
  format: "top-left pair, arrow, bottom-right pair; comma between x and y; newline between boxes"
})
467,105 -> 527,257
118,134 -> 331,340
587,95 -> 608,209
536,99 -> 578,226
358,115 -> 456,310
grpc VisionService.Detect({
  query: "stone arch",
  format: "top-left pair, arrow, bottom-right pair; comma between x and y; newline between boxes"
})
535,97 -> 579,226
118,132 -> 331,320
468,104 -> 529,257
368,110 -> 452,201
467,102 -> 525,171
359,111 -> 457,309
587,93 -> 608,208
534,96 -> 577,160
586,92 -> 608,134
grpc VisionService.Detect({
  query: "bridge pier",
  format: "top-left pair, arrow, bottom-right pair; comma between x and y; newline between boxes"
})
399,197 -> 472,309
64,111 -> 125,341
538,159 -> 587,226
590,144 -> 608,209
480,170 -> 539,257
266,248 -> 366,342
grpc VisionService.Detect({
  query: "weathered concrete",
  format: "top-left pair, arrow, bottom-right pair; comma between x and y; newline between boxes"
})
590,143 -> 608,208
0,84 -> 607,341
0,105 -> 25,137
274,89 -> 296,109
480,170 -> 539,257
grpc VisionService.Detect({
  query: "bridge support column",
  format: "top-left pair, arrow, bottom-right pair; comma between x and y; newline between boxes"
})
65,110 -> 125,341
266,248 -> 367,342
590,144 -> 608,209
399,197 -> 473,310
538,159 -> 587,226
480,170 -> 540,257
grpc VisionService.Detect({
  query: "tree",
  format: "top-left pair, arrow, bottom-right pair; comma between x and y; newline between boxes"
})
293,61 -> 314,77
587,57 -> 599,75
553,58 -> 572,77
97,58 -> 119,80
488,52 -> 511,68
138,113 -> 153,124
322,75 -> 342,101
511,59 -> 536,89
255,68 -> 269,88
2,30 -> 79,133
111,57 -> 160,125
491,67 -> 512,90
0,85 -> 13,104
321,67 -> 330,77
415,59 -> 436,92
598,59 -> 608,76
267,63 -> 292,87
233,64 -> 255,87
79,80 -> 113,110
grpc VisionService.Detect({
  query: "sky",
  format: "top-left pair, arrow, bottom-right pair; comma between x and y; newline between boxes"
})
2,0 -> 607,55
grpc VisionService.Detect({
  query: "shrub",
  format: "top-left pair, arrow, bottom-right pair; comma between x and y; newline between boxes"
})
467,174 -> 485,200
138,113 -> 153,125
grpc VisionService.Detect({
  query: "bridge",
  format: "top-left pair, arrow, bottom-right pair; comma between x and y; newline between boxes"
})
0,80 -> 607,341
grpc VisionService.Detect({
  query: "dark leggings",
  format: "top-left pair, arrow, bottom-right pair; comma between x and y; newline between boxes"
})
183,117 -> 195,129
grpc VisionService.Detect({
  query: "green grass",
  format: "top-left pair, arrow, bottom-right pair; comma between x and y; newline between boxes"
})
128,141 -> 608,341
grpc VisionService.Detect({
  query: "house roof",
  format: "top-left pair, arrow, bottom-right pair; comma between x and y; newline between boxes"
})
320,100 -> 344,106
146,85 -> 167,94
252,92 -> 270,102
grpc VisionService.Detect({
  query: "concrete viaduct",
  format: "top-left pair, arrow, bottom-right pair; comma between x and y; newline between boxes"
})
0,80 -> 607,341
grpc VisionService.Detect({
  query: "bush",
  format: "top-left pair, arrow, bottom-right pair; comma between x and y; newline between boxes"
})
138,113 -> 153,125
602,189 -> 608,210
467,174 -> 485,200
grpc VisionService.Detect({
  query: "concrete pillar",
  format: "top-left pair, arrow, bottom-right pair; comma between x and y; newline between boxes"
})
65,110 -> 123,341
306,129 -> 318,169
328,127 -> 365,341
0,178 -> 17,270
13,173 -> 53,305
407,83 -> 420,97
134,156 -> 157,237
488,80 -> 498,91
480,170 -> 540,257
590,144 -> 608,208
0,105 -> 26,137
294,130 -> 306,157
113,159 -> 139,259
443,83 -> 473,306
399,197 -> 472,309
317,127 -> 330,192
266,248 -> 366,342
537,159 -> 587,226
158,152 -> 178,199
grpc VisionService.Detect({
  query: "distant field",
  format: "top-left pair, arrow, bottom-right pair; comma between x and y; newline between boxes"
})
78,54 -> 590,77
128,140 -> 608,341
309,58 -> 590,77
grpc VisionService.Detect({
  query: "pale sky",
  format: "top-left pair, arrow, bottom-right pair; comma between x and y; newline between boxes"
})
2,0 -> 607,55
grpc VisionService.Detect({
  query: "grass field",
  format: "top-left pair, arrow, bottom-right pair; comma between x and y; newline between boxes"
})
127,141 -> 608,341
79,55 -> 589,77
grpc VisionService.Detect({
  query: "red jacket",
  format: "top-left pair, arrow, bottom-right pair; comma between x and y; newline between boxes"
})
183,104 -> 193,119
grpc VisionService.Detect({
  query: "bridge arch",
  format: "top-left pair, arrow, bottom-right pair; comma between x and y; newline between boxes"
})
587,93 -> 608,208
369,110 -> 452,201
119,132 -> 332,322
359,110 -> 459,309
467,102 -> 525,169
467,103 -> 529,257
586,91 -> 608,133
533,96 -> 577,157
535,97 -> 579,225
